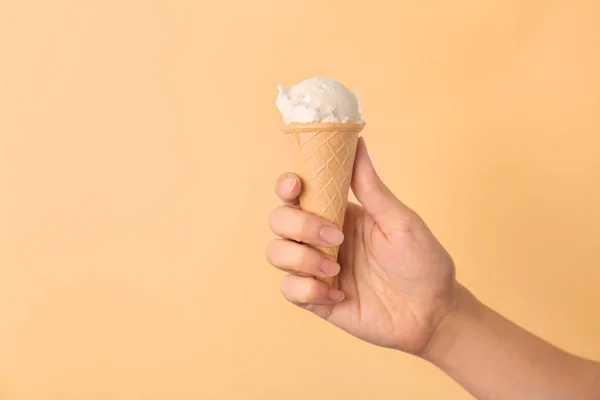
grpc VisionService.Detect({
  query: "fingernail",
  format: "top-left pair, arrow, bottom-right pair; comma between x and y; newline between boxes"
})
319,258 -> 340,277
282,177 -> 296,195
319,226 -> 344,245
328,289 -> 345,302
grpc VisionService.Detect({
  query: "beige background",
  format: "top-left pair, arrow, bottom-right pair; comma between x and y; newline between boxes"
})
1,1 -> 599,399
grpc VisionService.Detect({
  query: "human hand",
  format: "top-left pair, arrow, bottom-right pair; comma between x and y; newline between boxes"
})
266,138 -> 459,354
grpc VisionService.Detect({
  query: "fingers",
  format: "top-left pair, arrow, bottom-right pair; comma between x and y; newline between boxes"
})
275,173 -> 301,206
269,205 -> 344,247
266,239 -> 340,278
280,274 -> 345,306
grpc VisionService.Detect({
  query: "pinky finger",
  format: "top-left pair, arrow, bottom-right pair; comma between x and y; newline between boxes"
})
280,274 -> 345,306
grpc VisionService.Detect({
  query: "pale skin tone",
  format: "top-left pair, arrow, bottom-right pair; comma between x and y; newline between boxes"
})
266,137 -> 600,399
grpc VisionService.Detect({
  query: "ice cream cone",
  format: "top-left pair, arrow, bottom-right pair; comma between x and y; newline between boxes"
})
282,122 -> 365,285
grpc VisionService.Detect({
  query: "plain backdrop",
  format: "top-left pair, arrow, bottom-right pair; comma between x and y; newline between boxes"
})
1,1 -> 599,399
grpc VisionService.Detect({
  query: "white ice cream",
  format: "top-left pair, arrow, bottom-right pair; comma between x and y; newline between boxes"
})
276,77 -> 363,124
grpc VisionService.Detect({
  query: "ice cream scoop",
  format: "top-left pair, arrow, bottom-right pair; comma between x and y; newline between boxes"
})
276,77 -> 363,124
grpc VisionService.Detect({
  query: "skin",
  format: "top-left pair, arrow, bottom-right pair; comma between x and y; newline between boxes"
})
266,137 -> 600,399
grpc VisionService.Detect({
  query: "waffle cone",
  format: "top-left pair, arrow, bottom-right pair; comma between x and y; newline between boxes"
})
282,122 -> 365,285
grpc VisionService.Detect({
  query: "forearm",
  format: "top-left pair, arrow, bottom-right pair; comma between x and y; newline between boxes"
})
423,284 -> 600,400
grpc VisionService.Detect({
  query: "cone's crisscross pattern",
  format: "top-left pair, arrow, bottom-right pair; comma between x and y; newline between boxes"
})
295,129 -> 358,227
283,123 -> 364,274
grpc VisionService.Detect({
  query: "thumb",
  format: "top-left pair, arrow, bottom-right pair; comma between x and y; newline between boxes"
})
351,138 -> 415,234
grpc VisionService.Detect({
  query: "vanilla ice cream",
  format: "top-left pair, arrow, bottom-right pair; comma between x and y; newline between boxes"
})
276,77 -> 363,124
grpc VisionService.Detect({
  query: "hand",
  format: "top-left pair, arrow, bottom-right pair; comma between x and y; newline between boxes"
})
266,138 -> 459,354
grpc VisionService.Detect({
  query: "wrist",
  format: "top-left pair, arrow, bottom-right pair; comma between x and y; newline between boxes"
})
420,282 -> 484,365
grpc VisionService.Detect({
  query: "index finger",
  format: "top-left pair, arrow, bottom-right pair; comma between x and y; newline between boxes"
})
275,173 -> 301,206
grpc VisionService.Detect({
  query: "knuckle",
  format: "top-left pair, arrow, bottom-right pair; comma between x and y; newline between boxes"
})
297,212 -> 314,237
399,210 -> 423,233
291,245 -> 309,268
306,250 -> 323,273
295,247 -> 321,274
304,303 -> 318,313
280,276 -> 294,300
267,206 -> 285,231
264,240 -> 279,265
299,281 -> 318,304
